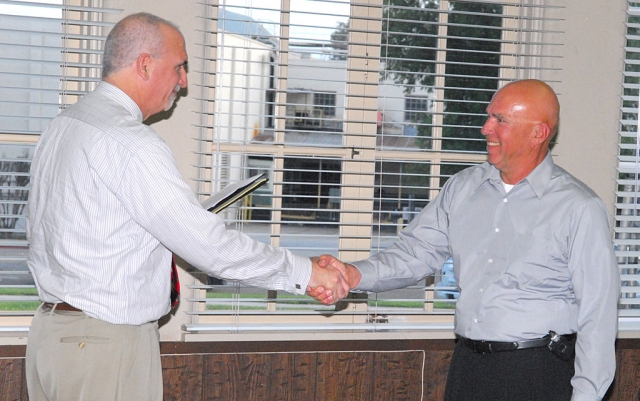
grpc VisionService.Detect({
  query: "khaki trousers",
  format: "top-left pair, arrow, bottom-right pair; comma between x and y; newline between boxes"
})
26,304 -> 163,401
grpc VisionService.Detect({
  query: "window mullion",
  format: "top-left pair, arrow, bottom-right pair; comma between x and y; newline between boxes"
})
339,0 -> 380,264
429,0 -> 448,216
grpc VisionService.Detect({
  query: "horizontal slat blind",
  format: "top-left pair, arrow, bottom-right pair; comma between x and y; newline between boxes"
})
0,0 -> 120,321
617,2 -> 640,319
0,0 -> 120,135
187,0 -> 563,336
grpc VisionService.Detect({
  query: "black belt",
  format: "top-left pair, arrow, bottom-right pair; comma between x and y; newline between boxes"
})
41,302 -> 82,313
461,333 -> 575,354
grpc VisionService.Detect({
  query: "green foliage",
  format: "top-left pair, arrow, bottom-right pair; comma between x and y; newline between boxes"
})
401,160 -> 431,190
441,2 -> 502,151
330,21 -> 349,60
0,287 -> 38,295
0,287 -> 39,311
381,0 -> 439,90
0,301 -> 40,311
381,0 -> 503,152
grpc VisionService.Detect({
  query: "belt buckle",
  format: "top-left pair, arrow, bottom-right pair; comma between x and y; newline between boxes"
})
472,340 -> 492,354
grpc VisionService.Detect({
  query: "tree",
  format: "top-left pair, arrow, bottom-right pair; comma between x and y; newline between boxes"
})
439,2 -> 502,152
330,21 -> 349,60
380,0 -> 440,89
329,1 -> 503,207
381,0 -> 502,157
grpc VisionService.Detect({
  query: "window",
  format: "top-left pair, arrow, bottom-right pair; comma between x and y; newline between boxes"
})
616,1 -> 640,327
404,96 -> 428,123
0,0 -> 119,326
190,0 -> 563,338
314,92 -> 337,117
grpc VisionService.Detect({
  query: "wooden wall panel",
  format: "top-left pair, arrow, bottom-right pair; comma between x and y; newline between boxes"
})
423,349 -> 453,400
202,353 -> 233,401
316,352 -> 375,401
0,358 -> 27,401
199,353 -> 320,401
2,339 -> 639,400
230,354 -> 270,400
607,346 -> 640,401
372,351 -> 424,401
163,354 -> 205,401
291,352 -> 318,398
264,353 -> 295,401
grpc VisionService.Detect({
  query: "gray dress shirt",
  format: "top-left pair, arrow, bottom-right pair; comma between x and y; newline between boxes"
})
27,82 -> 311,325
353,153 -> 620,400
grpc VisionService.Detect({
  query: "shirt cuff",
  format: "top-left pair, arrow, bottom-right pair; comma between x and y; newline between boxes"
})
570,389 -> 600,401
351,259 -> 375,291
288,253 -> 312,295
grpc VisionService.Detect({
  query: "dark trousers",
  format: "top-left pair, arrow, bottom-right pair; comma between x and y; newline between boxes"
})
444,340 -> 574,401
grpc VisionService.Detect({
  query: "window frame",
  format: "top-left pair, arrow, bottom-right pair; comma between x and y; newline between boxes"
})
187,0 -> 565,339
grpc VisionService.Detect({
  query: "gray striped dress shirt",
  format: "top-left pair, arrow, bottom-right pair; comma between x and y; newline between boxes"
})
27,82 -> 311,325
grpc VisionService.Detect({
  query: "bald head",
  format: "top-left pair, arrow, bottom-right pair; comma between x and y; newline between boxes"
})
481,79 -> 560,184
495,79 -> 560,140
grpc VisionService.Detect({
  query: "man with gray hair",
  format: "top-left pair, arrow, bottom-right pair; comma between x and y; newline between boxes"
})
26,12 -> 348,401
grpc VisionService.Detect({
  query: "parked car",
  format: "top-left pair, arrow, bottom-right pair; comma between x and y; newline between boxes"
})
434,259 -> 459,299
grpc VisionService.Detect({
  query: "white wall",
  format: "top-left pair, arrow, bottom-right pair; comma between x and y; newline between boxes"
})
547,0 -> 627,214
216,33 -> 273,143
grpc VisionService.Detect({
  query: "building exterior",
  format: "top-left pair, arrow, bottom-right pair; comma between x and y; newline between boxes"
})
216,12 -> 434,224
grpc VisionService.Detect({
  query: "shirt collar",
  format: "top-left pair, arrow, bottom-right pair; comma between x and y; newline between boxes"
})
474,152 -> 555,199
522,152 -> 554,198
95,81 -> 143,123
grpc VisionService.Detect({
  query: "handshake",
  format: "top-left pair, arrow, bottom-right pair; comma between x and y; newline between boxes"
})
306,255 -> 362,305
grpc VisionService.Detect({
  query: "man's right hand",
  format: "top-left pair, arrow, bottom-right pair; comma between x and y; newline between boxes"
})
306,256 -> 350,305
306,255 -> 362,304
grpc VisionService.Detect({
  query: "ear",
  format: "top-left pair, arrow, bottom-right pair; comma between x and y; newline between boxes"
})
532,122 -> 551,146
136,53 -> 153,81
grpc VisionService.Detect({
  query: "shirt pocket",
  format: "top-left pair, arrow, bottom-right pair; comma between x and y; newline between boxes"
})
60,335 -> 109,344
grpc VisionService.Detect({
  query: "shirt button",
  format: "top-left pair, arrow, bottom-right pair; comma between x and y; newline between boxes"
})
488,258 -> 493,263
479,288 -> 484,292
503,198 -> 508,203
474,318 -> 478,323
495,228 -> 500,233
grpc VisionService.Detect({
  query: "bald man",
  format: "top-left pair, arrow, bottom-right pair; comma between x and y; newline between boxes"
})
313,80 -> 620,400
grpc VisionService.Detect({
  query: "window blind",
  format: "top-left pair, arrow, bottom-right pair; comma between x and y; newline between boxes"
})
0,0 -> 120,324
616,1 -> 640,328
187,0 -> 564,337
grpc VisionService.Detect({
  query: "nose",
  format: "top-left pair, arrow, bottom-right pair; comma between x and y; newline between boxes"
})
179,68 -> 188,88
481,118 -> 492,136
